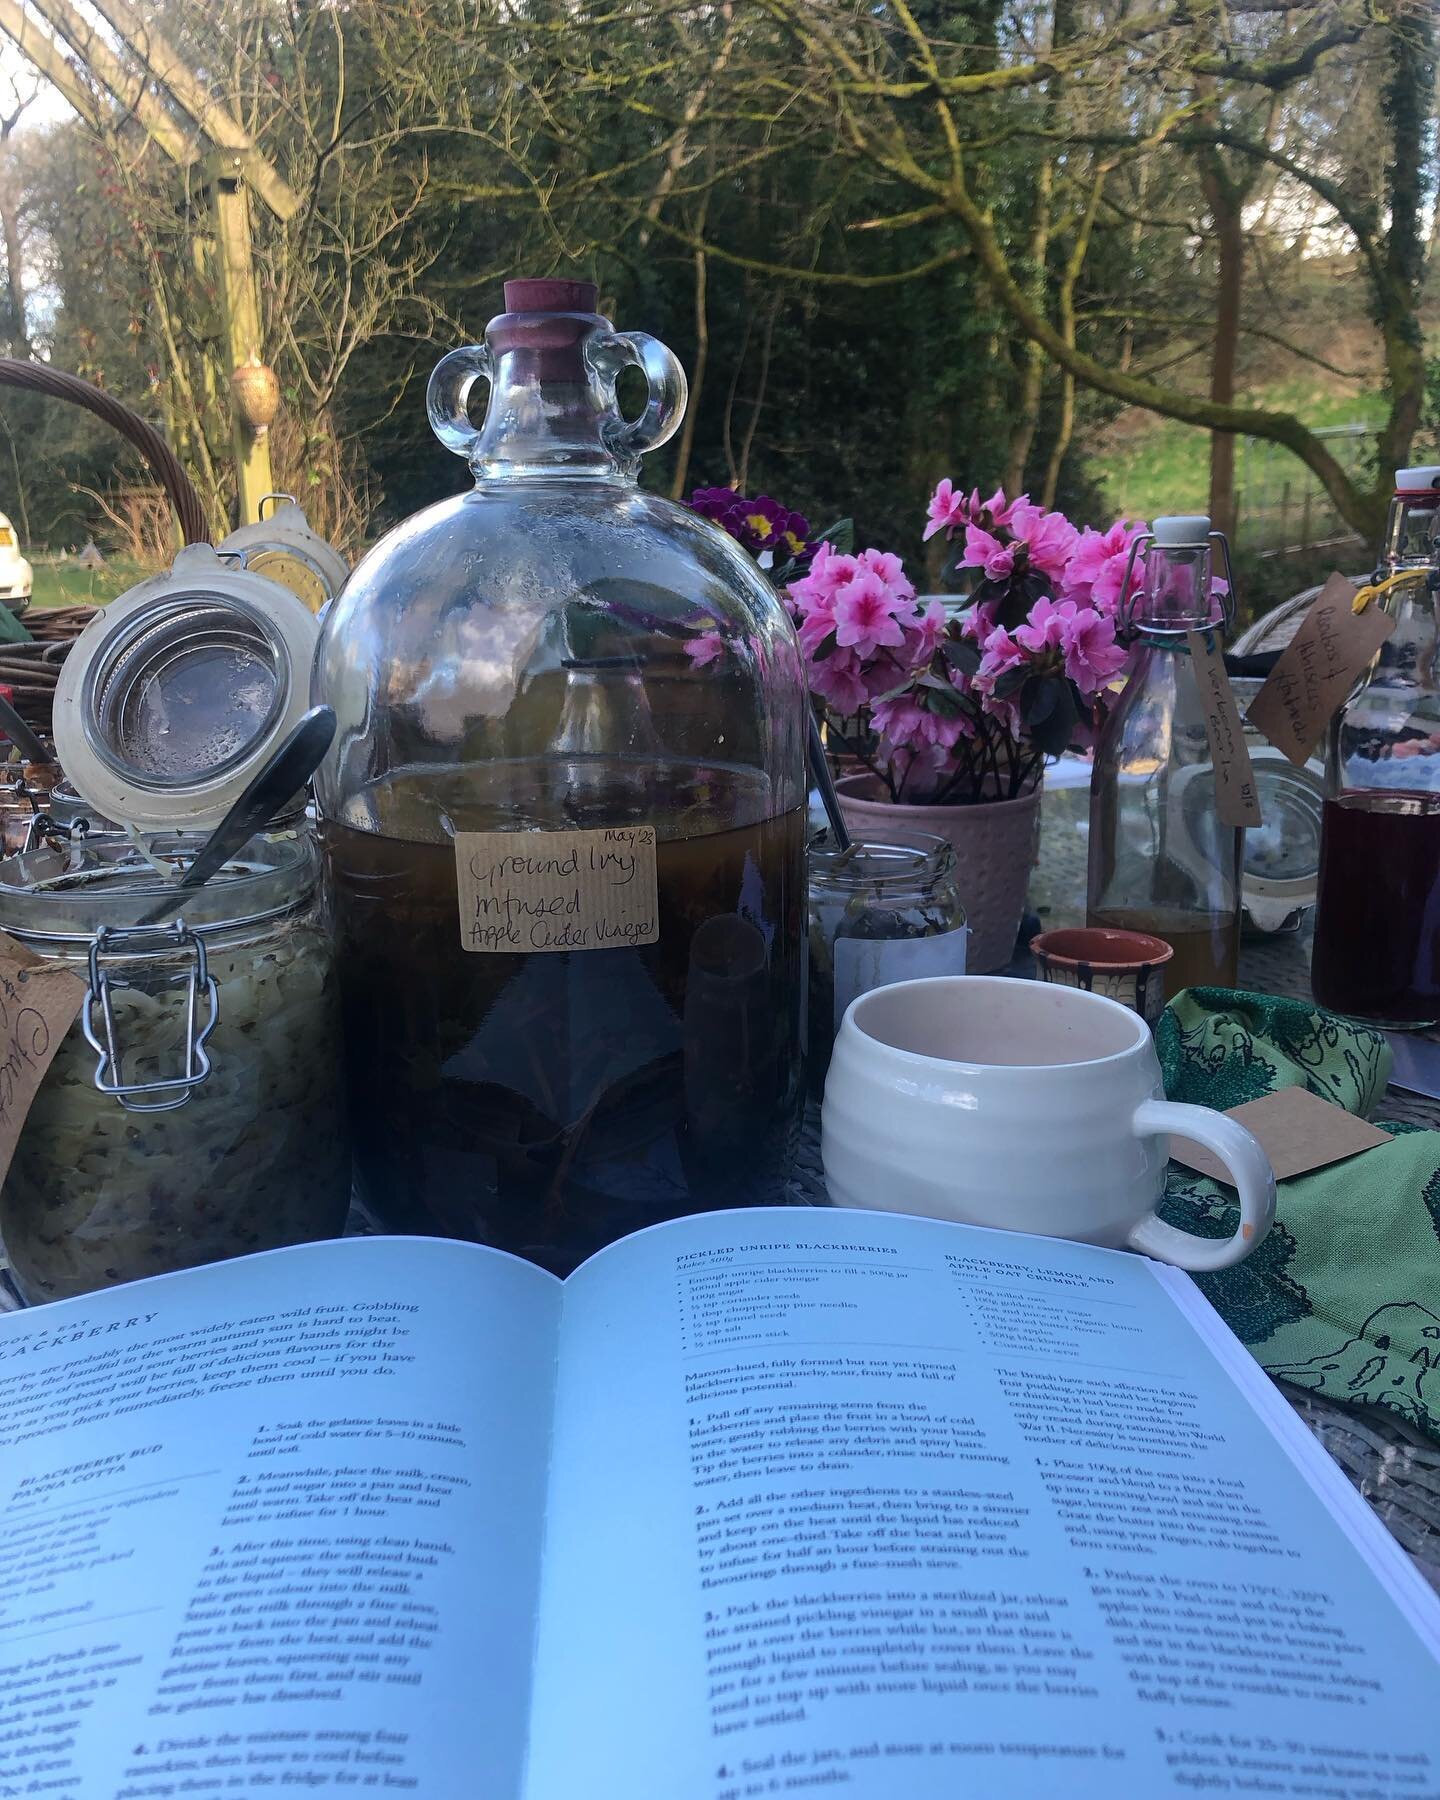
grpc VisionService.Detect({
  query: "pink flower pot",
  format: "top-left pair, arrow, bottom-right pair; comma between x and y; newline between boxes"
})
835,774 -> 1043,973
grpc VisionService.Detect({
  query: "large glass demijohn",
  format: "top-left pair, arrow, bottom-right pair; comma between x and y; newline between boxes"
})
313,279 -> 807,1272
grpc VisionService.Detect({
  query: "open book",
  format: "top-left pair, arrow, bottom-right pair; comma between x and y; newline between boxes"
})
2,1208 -> 1437,1799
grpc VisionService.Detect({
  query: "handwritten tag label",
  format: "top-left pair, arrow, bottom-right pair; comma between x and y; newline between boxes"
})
1171,1084 -> 1391,1185
1245,571 -> 1395,766
0,930 -> 85,1186
1186,628 -> 1264,828
455,826 -> 659,954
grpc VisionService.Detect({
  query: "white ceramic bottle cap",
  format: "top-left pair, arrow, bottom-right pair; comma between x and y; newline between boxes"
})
1151,514 -> 1211,546
1395,467 -> 1440,492
53,543 -> 321,832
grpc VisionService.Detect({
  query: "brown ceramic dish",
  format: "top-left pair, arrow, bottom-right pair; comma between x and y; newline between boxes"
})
1030,925 -> 1175,1028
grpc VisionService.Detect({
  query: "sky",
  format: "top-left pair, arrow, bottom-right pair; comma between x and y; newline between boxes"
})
0,33 -> 76,133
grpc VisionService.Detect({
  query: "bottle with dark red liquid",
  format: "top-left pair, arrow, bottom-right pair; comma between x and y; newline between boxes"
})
1311,467 -> 1440,1027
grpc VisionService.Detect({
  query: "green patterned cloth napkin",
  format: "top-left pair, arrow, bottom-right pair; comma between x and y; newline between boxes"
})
1156,988 -> 1440,1443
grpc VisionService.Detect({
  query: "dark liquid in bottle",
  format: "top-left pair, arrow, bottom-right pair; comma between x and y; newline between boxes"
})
323,764 -> 804,1273
1311,792 -> 1440,1025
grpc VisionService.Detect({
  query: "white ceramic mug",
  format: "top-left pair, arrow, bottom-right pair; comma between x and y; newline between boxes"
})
821,975 -> 1275,1272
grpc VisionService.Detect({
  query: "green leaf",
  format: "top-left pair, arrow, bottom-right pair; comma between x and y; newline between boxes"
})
945,636 -> 982,679
816,518 -> 855,555
992,663 -> 1030,698
1023,680 -> 1079,757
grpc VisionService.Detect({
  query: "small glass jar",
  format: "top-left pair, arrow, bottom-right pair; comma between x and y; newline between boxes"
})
0,830 -> 350,1303
807,829 -> 967,1098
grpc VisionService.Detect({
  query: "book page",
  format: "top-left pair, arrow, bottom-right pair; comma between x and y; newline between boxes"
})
0,1236 -> 561,1800
524,1207 -> 1440,1800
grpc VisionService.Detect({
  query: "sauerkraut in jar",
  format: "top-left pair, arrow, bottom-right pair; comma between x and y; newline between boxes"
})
0,831 -> 349,1303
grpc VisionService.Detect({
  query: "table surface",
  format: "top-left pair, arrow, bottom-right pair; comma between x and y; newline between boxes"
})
5,786 -> 1440,1584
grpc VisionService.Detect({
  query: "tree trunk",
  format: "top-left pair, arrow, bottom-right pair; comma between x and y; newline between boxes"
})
1003,0 -> 1072,495
1373,7 -> 1434,521
1199,153 -> 1244,542
0,184 -> 28,359
1004,158 -> 1052,494
670,246 -> 708,499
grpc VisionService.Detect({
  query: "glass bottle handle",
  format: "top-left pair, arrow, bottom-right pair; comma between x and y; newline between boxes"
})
426,344 -> 492,460
598,331 -> 687,459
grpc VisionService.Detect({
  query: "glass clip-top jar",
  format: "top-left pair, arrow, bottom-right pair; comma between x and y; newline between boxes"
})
0,831 -> 349,1304
807,828 -> 967,1098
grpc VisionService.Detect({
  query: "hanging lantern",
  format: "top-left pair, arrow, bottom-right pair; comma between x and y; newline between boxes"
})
230,353 -> 281,436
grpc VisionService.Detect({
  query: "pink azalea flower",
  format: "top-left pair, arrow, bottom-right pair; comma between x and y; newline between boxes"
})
832,570 -> 909,659
872,693 -> 966,753
963,525 -> 1016,582
923,478 -> 967,542
979,487 -> 1025,531
1015,595 -> 1073,656
797,604 -> 838,657
1065,520 -> 1145,604
788,542 -> 858,610
924,480 -> 1026,542
1007,501 -> 1080,582
685,630 -> 725,668
858,547 -> 915,600
807,649 -> 870,715
972,626 -> 1028,697
909,597 -> 948,662
1059,606 -> 1128,695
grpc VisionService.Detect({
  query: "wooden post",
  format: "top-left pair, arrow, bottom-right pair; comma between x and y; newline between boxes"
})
205,152 -> 272,525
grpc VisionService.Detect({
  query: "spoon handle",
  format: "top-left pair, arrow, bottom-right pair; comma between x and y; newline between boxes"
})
137,706 -> 336,927
0,691 -> 51,766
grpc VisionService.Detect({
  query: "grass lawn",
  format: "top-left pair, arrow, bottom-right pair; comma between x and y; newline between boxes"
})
1096,378 -> 1389,528
27,557 -> 148,610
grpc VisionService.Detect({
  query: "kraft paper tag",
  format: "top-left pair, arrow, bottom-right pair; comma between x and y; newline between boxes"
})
1245,571 -> 1395,766
455,826 -> 659,954
0,930 -> 85,1186
1170,1085 -> 1391,1185
1186,628 -> 1263,828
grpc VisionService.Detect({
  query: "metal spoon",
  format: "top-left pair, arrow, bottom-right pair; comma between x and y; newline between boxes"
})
808,710 -> 851,851
137,705 -> 336,927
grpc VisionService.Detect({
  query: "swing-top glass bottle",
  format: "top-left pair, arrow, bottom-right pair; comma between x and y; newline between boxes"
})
1087,514 -> 1243,998
1310,466 -> 1440,1027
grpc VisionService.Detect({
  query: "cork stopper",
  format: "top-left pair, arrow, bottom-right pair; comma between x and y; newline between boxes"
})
503,278 -> 598,314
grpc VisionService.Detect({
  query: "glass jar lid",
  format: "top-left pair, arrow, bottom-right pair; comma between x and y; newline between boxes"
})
53,544 -> 320,832
218,495 -> 351,615
809,828 -> 957,900
0,829 -> 317,943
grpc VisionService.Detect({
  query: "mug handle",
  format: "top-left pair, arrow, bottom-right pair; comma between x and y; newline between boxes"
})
1125,1099 -> 1277,1272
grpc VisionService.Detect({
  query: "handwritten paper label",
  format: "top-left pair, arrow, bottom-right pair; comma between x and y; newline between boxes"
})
1245,571 -> 1395,766
1170,1084 -> 1391,1185
0,930 -> 85,1186
455,826 -> 659,954
1186,628 -> 1264,828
